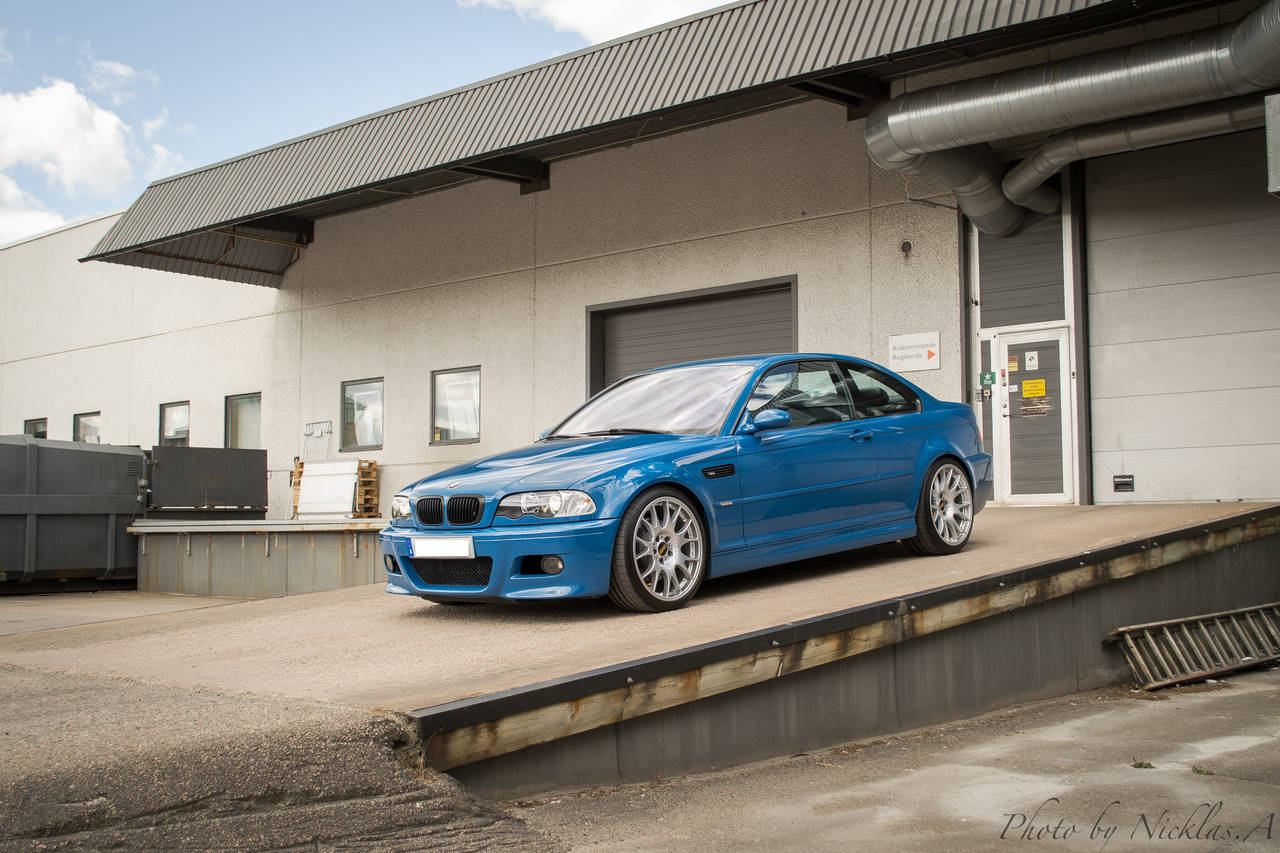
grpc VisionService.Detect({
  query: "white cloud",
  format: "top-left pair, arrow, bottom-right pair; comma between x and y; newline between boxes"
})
145,143 -> 191,181
0,79 -> 133,194
0,174 -> 66,244
87,57 -> 158,106
143,107 -> 195,140
459,0 -> 725,43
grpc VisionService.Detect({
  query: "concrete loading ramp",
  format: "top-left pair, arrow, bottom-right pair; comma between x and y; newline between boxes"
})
1,503 -> 1276,794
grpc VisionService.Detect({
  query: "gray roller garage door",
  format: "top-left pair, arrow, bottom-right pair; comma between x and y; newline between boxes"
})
594,282 -> 795,390
1085,129 -> 1280,502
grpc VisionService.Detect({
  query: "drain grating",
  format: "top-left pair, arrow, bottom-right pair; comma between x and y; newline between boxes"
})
1108,602 -> 1280,691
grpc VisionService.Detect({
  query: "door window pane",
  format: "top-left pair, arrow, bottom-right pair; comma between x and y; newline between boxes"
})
746,361 -> 853,427
23,418 -> 47,439
432,367 -> 480,444
159,401 -> 190,447
73,412 -> 101,444
841,363 -> 920,418
342,379 -> 383,451
225,393 -> 262,449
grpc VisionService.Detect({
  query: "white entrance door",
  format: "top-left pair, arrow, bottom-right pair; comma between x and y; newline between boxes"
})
990,328 -> 1075,504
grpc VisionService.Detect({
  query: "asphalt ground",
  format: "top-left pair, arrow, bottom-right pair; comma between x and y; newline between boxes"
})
516,669 -> 1280,852
0,504 -> 1262,714
0,503 -> 1272,849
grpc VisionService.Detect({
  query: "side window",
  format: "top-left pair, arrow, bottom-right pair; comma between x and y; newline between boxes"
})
159,401 -> 191,447
341,378 -> 384,451
431,367 -> 481,445
842,363 -> 921,418
746,361 -> 853,428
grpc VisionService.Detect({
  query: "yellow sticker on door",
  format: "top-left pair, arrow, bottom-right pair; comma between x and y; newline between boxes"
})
1022,379 -> 1046,398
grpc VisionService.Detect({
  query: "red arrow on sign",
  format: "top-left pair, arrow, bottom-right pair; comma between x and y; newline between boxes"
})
927,349 -> 936,359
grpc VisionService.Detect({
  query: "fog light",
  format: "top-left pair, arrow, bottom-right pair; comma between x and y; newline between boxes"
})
540,555 -> 564,575
384,554 -> 401,574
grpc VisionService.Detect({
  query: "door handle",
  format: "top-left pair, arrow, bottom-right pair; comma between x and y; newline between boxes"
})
849,429 -> 874,441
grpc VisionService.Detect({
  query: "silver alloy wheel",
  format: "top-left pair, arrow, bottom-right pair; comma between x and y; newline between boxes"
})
929,462 -> 973,546
632,495 -> 704,601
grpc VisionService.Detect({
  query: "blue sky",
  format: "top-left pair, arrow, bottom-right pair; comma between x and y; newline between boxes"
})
0,0 -> 722,244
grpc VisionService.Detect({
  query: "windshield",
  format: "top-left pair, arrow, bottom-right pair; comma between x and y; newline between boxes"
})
552,363 -> 755,436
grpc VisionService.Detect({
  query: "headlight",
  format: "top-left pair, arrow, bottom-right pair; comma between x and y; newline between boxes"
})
390,495 -> 413,522
496,490 -> 596,519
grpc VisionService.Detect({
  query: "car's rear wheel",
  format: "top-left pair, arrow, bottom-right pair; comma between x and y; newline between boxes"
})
609,487 -> 707,612
906,459 -> 974,556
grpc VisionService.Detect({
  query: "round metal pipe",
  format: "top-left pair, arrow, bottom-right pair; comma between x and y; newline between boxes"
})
863,0 -> 1280,234
1004,95 -> 1270,213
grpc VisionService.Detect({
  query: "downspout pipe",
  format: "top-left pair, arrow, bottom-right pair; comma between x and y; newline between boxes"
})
864,0 -> 1280,234
1005,94 -> 1270,214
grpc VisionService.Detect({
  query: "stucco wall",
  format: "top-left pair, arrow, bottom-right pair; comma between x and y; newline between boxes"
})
1,99 -> 961,517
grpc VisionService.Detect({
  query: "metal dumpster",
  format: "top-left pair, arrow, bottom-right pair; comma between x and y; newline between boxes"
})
0,435 -> 145,592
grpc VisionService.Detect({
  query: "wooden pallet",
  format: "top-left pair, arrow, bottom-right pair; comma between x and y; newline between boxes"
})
353,459 -> 379,518
290,458 -> 305,519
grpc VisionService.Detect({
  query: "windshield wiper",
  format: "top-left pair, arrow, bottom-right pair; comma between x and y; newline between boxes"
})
542,433 -> 589,440
579,428 -> 673,436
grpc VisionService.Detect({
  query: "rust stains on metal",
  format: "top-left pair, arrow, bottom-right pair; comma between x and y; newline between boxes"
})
423,513 -> 1280,771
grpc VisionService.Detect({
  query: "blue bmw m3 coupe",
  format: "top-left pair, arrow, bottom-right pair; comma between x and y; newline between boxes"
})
381,354 -> 993,611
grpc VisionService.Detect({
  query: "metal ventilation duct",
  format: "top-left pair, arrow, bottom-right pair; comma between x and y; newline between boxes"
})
1004,95 -> 1270,213
865,0 -> 1280,234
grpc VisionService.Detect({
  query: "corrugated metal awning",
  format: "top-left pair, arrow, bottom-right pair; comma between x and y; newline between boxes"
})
82,0 -> 1215,286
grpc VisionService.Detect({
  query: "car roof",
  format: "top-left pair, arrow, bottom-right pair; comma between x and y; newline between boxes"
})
640,353 -> 871,372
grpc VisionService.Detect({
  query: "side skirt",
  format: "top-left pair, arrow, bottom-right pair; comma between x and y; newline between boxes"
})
708,520 -> 918,579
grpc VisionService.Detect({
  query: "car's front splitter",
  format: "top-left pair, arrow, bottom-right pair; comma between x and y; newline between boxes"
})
379,517 -> 620,601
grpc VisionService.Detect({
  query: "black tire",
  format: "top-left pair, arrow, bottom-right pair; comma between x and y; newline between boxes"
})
905,458 -> 974,556
608,487 -> 708,612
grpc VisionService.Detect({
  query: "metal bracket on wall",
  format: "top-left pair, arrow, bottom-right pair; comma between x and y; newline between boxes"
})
450,155 -> 550,194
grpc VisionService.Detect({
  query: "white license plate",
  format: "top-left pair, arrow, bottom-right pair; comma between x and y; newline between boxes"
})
410,536 -> 474,559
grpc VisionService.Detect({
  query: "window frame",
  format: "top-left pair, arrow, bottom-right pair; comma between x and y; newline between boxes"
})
430,366 -> 481,446
23,418 -> 47,439
340,377 -> 384,453
224,392 -> 263,449
73,411 -> 102,444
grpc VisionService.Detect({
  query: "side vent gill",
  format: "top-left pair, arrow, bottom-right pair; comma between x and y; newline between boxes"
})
702,464 -> 736,480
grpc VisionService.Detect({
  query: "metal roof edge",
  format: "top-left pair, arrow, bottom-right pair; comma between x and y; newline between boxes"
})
142,0 -> 764,191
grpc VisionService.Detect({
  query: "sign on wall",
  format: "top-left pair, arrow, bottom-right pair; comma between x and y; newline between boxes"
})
887,331 -> 941,372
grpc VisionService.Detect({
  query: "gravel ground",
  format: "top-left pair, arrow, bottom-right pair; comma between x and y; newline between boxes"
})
0,663 -> 561,852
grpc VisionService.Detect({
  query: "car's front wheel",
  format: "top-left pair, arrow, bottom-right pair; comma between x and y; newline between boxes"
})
609,487 -> 707,612
906,458 -> 974,556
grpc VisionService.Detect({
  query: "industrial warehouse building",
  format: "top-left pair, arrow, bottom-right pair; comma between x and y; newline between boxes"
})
1,0 -> 1277,518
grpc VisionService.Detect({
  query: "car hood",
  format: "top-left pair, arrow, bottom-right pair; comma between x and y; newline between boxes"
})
402,434 -> 710,497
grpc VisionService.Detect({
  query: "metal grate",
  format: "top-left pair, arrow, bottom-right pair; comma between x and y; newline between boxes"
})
409,557 -> 493,587
417,497 -> 443,526
1108,602 -> 1280,691
446,496 -> 483,526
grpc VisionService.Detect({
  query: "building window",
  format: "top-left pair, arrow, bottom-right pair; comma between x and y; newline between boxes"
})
73,412 -> 102,444
159,401 -> 190,447
431,367 -> 480,445
225,393 -> 262,449
24,418 -> 47,439
341,378 -> 383,451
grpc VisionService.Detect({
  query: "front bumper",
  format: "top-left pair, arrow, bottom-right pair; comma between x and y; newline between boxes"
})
379,517 -> 620,601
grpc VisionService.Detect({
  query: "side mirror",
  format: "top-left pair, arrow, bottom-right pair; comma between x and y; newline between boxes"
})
741,408 -> 791,434
539,427 -> 553,440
